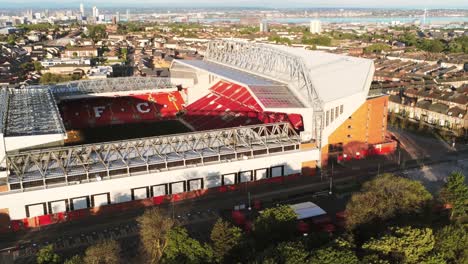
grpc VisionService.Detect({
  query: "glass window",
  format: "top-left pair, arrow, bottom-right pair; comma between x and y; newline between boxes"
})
326,111 -> 330,126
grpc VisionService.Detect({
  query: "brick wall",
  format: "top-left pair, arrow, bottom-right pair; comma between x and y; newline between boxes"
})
322,95 -> 389,165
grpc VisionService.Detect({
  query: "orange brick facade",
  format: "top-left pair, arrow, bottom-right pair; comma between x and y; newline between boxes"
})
321,95 -> 389,166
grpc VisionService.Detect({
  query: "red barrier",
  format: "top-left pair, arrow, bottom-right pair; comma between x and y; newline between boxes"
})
38,215 -> 52,226
9,173 -> 307,231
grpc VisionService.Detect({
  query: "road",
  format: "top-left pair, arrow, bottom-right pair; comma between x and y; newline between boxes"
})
1,129 -> 467,263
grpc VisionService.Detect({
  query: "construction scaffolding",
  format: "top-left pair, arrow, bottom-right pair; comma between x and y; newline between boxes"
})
6,122 -> 301,190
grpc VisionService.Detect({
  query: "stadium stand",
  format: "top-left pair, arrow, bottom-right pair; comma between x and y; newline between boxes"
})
60,91 -> 185,128
182,81 -> 304,131
0,41 -> 394,227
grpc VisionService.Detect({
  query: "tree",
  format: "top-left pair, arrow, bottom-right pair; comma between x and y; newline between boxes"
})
83,240 -> 120,264
33,61 -> 43,72
364,43 -> 391,54
345,174 -> 432,229
253,205 -> 297,249
162,226 -> 213,264
36,245 -> 61,264
435,224 -> 468,263
257,241 -> 309,264
309,246 -> 358,264
210,218 -> 243,263
7,34 -> 17,45
301,35 -> 332,46
362,226 -> 435,264
87,25 -> 107,42
137,208 -> 175,264
64,255 -> 84,264
439,172 -> 468,219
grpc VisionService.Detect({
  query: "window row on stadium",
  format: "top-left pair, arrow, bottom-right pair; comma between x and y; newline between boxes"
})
23,165 -> 285,218
325,105 -> 344,127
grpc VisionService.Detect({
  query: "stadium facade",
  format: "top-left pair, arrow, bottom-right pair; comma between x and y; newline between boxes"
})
0,41 -> 394,226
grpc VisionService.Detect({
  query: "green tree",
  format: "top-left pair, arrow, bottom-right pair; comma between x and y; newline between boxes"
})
399,32 -> 418,47
364,43 -> 391,54
439,172 -> 468,219
87,25 -> 107,42
417,39 -> 445,53
309,246 -> 358,264
210,218 -> 243,263
435,224 -> 468,264
362,226 -> 436,264
253,205 -> 297,248
258,241 -> 309,264
36,245 -> 61,264
301,35 -> 332,46
33,61 -> 43,72
137,208 -> 175,264
162,226 -> 213,264
64,255 -> 84,264
345,174 -> 432,229
83,240 -> 120,264
7,34 -> 17,45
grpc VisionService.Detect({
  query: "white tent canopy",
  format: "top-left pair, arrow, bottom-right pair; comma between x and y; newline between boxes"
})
289,201 -> 327,220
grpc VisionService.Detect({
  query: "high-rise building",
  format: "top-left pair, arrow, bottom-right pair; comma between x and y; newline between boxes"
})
259,21 -> 269,33
92,6 -> 100,20
126,9 -> 130,21
309,20 -> 322,34
80,3 -> 84,16
116,12 -> 120,23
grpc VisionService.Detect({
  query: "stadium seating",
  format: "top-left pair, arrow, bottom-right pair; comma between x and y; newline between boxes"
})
59,81 -> 303,133
183,81 -> 304,131
60,91 -> 185,129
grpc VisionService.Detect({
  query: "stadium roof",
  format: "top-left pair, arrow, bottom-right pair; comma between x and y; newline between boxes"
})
269,45 -> 374,102
5,89 -> 65,137
175,60 -> 304,109
249,85 -> 304,108
176,60 -> 280,86
34,77 -> 175,99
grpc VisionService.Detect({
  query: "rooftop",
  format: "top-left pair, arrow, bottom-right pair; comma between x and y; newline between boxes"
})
5,88 -> 65,137
176,59 -> 279,86
266,45 -> 374,102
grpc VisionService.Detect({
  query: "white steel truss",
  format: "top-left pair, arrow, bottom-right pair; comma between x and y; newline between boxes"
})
6,123 -> 301,190
205,40 -> 324,145
31,77 -> 174,98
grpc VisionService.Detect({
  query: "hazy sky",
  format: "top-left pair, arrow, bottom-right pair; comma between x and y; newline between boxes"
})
1,0 -> 468,8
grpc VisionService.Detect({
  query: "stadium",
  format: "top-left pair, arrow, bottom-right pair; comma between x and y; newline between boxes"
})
0,40 -> 395,227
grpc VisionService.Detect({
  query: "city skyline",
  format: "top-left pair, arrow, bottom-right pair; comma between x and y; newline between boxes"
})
1,0 -> 468,9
